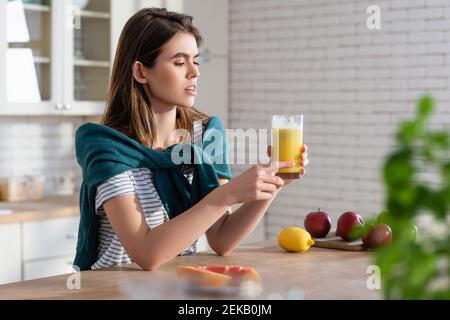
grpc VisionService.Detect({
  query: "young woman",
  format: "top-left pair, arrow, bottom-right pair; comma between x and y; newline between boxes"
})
74,8 -> 309,271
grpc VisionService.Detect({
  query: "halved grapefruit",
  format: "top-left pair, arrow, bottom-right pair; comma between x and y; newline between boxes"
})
176,265 -> 261,287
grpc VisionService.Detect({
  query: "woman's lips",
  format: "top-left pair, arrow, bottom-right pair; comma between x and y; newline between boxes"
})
184,88 -> 197,96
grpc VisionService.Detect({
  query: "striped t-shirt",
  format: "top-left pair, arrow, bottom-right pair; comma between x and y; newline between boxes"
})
92,121 -> 207,270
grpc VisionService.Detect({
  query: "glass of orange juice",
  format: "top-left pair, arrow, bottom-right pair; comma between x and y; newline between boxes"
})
271,115 -> 303,179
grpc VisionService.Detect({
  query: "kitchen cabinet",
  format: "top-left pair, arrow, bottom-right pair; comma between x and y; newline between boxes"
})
22,216 -> 79,281
0,0 -> 136,116
0,223 -> 21,285
23,255 -> 75,281
0,216 -> 79,283
0,0 -> 230,119
22,216 -> 79,261
0,195 -> 80,284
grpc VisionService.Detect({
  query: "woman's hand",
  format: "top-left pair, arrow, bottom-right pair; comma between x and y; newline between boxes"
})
219,161 -> 295,205
267,144 -> 309,186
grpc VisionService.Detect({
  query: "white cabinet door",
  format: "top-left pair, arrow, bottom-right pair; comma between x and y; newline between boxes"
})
23,255 -> 74,281
0,223 -> 22,285
62,0 -> 111,116
0,0 -> 60,115
0,0 -> 135,116
62,0 -> 140,116
22,216 -> 79,261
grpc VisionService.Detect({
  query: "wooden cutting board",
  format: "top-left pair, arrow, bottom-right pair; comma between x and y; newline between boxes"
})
312,230 -> 367,251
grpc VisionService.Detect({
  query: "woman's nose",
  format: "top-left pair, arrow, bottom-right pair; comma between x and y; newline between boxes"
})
187,63 -> 200,79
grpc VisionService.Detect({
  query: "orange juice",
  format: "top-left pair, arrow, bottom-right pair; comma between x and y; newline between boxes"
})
272,128 -> 303,178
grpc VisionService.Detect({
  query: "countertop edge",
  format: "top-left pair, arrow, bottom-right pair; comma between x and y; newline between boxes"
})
0,195 -> 80,224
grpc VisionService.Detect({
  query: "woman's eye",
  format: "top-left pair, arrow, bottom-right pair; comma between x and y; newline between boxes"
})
174,62 -> 200,67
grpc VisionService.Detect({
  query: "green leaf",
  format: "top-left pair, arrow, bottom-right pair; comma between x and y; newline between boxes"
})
389,188 -> 417,213
442,163 -> 450,184
444,187 -> 450,207
422,145 -> 436,162
351,218 -> 376,239
376,210 -> 391,224
428,190 -> 450,219
425,133 -> 450,151
397,121 -> 423,143
409,249 -> 437,289
417,95 -> 434,118
377,94 -> 450,299
384,152 -> 414,187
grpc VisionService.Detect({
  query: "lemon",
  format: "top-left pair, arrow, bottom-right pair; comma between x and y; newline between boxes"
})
278,227 -> 315,253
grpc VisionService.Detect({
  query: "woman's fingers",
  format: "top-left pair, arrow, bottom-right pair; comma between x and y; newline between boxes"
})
260,174 -> 284,186
301,144 -> 308,153
268,144 -> 308,165
271,161 -> 295,170
260,161 -> 294,176
300,144 -> 309,167
257,181 -> 278,192
256,190 -> 274,200
300,158 -> 309,167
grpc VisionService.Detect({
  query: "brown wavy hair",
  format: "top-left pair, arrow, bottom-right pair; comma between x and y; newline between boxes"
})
100,8 -> 209,147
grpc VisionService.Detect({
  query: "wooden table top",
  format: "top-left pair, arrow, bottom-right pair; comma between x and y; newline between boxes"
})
0,241 -> 381,300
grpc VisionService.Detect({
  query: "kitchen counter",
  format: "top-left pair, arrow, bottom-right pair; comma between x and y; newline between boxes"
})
0,194 -> 79,224
0,241 -> 381,300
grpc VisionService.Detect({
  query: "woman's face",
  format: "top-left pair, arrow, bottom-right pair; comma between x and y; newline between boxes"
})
141,32 -> 200,110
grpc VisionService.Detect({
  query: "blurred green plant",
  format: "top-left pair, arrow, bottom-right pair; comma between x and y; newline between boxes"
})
375,95 -> 450,299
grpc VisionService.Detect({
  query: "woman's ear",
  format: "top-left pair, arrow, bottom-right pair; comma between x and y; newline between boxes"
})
132,61 -> 148,84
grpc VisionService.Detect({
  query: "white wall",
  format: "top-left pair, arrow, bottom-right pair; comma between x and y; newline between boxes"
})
0,116 -> 87,196
183,0 -> 230,127
229,0 -> 450,240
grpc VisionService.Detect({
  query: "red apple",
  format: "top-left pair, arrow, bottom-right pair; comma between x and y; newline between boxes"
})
336,211 -> 365,241
304,209 -> 331,238
362,224 -> 392,249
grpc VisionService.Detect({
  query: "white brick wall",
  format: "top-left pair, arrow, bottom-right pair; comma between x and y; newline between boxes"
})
0,117 -> 88,196
229,0 -> 450,240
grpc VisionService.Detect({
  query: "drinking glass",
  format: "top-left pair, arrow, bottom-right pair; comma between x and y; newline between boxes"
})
271,115 -> 303,179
